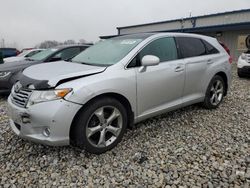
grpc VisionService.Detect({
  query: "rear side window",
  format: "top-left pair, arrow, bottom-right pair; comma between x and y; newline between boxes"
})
139,37 -> 178,62
202,40 -> 219,54
176,37 -> 206,58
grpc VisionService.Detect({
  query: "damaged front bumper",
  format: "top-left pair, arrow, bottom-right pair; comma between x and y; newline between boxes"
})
7,96 -> 82,146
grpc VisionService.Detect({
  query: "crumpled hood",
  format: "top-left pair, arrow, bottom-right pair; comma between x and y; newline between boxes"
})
21,61 -> 106,88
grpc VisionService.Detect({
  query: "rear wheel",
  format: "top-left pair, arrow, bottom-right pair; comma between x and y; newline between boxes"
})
203,75 -> 225,109
72,97 -> 127,154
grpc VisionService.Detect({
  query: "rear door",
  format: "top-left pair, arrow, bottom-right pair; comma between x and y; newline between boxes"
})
135,37 -> 185,117
176,37 -> 219,103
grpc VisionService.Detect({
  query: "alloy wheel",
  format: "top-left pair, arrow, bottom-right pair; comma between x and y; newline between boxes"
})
210,80 -> 224,106
86,106 -> 123,148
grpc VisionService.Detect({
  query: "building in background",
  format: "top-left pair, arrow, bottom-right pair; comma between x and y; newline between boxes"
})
102,9 -> 250,60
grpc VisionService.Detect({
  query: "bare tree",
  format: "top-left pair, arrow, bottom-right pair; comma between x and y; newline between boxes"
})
38,40 -> 60,49
79,39 -> 87,44
64,40 -> 76,45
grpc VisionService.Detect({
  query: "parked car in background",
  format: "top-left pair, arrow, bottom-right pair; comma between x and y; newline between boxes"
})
4,49 -> 44,63
237,35 -> 250,77
7,33 -> 231,154
0,45 -> 90,94
0,51 -> 3,64
20,48 -> 34,53
0,48 -> 20,58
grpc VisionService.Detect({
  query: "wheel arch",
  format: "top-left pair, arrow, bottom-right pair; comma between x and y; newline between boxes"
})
69,92 -> 134,145
214,71 -> 228,96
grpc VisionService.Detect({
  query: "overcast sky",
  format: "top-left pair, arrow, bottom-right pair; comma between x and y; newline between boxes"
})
0,0 -> 249,49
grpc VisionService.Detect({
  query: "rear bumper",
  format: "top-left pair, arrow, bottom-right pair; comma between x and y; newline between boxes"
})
7,97 -> 82,146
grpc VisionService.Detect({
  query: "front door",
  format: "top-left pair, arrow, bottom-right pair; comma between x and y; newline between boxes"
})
135,37 -> 185,118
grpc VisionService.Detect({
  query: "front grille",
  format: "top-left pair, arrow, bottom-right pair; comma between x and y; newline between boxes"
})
10,87 -> 32,108
246,54 -> 250,63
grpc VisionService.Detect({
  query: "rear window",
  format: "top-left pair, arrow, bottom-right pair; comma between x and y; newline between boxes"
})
176,37 -> 206,58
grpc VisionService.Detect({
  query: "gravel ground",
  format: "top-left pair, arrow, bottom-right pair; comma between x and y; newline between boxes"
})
0,65 -> 250,188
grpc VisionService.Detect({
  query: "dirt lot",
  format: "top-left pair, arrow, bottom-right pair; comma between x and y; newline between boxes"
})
0,65 -> 249,187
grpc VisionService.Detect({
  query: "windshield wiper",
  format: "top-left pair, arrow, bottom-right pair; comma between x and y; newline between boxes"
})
71,60 -> 92,65
71,60 -> 110,67
26,58 -> 35,61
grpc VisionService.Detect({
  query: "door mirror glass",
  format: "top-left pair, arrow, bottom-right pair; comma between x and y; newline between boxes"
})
141,55 -> 160,67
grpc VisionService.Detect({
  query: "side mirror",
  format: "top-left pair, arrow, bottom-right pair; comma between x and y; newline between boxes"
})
141,55 -> 160,67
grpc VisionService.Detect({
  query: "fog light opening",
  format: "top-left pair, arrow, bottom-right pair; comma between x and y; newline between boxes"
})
43,128 -> 51,137
22,117 -> 30,124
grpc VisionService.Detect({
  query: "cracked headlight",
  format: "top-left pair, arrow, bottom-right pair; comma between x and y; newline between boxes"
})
0,71 -> 11,78
27,88 -> 72,107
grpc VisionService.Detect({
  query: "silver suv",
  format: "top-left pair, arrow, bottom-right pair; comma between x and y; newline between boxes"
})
8,33 -> 232,154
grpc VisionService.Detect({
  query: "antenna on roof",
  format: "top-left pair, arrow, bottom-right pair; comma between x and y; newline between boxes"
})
189,11 -> 192,18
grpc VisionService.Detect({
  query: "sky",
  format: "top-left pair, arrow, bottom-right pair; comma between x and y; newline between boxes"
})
0,0 -> 250,49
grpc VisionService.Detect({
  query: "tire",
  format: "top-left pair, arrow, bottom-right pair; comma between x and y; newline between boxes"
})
203,75 -> 226,109
72,97 -> 127,154
237,70 -> 244,78
246,35 -> 250,49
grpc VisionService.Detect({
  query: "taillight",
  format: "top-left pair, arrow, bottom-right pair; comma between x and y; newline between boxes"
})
229,56 -> 233,64
219,41 -> 232,64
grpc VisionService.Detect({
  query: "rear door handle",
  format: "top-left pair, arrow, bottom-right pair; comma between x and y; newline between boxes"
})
175,65 -> 184,72
207,59 -> 214,64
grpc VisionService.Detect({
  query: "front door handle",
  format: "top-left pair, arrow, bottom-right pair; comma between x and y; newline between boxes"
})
175,65 -> 184,72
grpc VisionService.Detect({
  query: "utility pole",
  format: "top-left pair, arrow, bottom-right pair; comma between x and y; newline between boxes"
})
0,38 -> 5,48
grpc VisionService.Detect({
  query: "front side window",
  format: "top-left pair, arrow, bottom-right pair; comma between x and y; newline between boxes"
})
71,38 -> 143,66
176,37 -> 206,58
139,37 -> 178,62
127,37 -> 178,68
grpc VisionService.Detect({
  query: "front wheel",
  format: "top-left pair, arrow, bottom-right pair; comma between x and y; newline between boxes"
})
203,75 -> 225,109
237,69 -> 244,78
72,97 -> 127,154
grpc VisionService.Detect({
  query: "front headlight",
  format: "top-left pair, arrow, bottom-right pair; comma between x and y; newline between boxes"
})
241,53 -> 247,60
27,88 -> 72,107
0,71 -> 11,78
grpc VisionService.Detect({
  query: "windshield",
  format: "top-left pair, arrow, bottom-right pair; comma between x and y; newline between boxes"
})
29,49 -> 58,61
72,38 -> 143,66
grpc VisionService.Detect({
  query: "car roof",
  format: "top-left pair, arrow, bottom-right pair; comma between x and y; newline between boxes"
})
112,33 -> 156,40
112,32 -> 214,41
